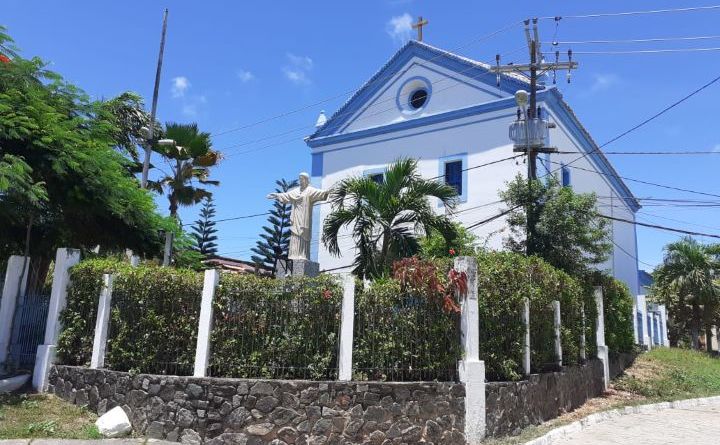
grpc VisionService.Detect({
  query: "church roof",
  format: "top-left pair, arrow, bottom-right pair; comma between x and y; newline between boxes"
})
308,40 -> 531,140
306,40 -> 640,212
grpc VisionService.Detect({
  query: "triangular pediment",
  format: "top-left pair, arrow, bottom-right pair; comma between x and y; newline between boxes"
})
308,41 -> 530,140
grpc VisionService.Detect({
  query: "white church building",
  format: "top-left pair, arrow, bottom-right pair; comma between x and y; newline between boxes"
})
305,40 -> 641,298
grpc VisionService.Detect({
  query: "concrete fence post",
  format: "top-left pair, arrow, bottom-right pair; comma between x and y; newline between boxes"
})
631,297 -> 639,344
193,269 -> 219,377
337,273 -> 355,381
552,300 -> 562,369
580,302 -> 587,362
594,286 -> 610,390
34,248 -> 81,391
658,304 -> 669,346
90,274 -> 114,369
522,298 -> 530,376
455,256 -> 485,444
0,255 -> 30,365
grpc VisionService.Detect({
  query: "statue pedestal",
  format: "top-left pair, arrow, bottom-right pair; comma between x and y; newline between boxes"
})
275,259 -> 320,278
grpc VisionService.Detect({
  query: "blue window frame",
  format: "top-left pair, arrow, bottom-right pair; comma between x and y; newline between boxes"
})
561,164 -> 571,187
363,167 -> 386,185
445,161 -> 462,195
439,153 -> 468,204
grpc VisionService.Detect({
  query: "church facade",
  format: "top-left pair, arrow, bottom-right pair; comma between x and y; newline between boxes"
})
305,40 -> 640,297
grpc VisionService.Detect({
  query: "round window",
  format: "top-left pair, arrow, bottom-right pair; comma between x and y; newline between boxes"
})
410,89 -> 428,109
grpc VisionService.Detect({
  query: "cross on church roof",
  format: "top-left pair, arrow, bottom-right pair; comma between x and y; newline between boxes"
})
412,16 -> 428,42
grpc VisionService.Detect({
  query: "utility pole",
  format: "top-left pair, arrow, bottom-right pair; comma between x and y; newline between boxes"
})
141,8 -> 169,189
491,18 -> 578,254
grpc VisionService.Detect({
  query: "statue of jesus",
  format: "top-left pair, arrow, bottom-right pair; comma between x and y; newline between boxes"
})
267,172 -> 329,261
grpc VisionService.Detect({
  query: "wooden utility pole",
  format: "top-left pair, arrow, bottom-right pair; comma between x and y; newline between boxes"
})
491,18 -> 579,254
141,8 -> 169,189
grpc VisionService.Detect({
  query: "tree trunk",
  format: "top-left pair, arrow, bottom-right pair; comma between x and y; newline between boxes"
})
169,196 -> 178,217
691,303 -> 702,349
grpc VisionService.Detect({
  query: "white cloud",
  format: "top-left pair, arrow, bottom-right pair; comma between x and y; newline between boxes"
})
237,69 -> 255,82
589,73 -> 620,93
182,104 -> 197,117
386,13 -> 413,44
283,53 -> 313,85
171,76 -> 190,98
286,53 -> 313,71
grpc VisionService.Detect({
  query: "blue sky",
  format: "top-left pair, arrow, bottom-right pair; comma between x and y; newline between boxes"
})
4,0 -> 720,269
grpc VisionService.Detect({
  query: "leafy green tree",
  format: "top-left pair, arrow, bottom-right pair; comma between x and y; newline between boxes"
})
322,158 -> 458,279
251,178 -> 298,276
191,196 -> 219,257
0,27 -> 164,270
500,175 -> 612,277
150,122 -> 222,218
420,222 -> 479,258
653,237 -> 720,351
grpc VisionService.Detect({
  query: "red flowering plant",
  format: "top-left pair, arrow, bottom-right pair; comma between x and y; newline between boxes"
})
0,54 -> 10,64
391,256 -> 467,313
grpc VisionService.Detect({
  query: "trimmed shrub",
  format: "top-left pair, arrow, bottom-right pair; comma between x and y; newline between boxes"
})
210,273 -> 342,380
353,274 -> 462,382
57,258 -> 133,366
58,259 -> 203,374
475,252 -> 589,381
595,273 -> 635,353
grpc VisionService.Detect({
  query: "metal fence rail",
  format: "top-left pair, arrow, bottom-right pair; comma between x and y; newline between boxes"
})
104,274 -> 203,375
7,292 -> 50,369
209,279 -> 341,380
479,299 -> 524,381
353,292 -> 461,382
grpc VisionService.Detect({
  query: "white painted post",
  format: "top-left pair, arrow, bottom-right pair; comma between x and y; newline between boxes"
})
552,300 -> 562,369
658,305 -> 669,346
594,286 -> 610,390
580,302 -> 587,362
455,256 -> 485,444
637,294 -> 651,349
33,248 -> 81,391
631,297 -> 639,344
193,269 -> 219,377
0,256 -> 30,365
522,298 -> 531,376
90,274 -> 114,369
337,273 -> 355,381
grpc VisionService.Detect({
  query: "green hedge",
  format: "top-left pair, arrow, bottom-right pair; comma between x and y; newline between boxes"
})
209,273 -> 342,380
58,259 -> 204,374
595,273 -> 635,353
353,277 -> 461,381
475,252 -> 591,381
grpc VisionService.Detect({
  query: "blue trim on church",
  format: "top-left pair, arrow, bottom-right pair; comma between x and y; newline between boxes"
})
308,40 -> 529,141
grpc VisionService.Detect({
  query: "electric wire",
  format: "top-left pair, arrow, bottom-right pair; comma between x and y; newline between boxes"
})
538,5 -> 720,20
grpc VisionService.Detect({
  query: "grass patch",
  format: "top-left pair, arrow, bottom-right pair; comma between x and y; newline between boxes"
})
615,347 -> 720,400
483,348 -> 720,444
0,393 -> 102,440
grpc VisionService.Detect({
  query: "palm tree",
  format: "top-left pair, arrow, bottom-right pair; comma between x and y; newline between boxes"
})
653,237 -> 720,351
151,122 -> 222,218
322,158 -> 458,279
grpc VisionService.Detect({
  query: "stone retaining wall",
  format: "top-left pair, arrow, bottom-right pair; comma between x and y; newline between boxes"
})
484,359 -> 605,437
49,365 -> 465,445
609,352 -> 638,379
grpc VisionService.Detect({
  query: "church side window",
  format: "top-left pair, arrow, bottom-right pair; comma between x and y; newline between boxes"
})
369,173 -> 384,184
444,160 -> 463,196
561,164 -> 571,187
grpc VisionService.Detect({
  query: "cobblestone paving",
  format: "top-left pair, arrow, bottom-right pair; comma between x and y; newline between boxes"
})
553,404 -> 720,445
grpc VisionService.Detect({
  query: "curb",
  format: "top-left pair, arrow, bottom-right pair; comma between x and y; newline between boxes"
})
522,395 -> 720,445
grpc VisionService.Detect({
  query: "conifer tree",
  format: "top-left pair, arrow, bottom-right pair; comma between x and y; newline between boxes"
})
191,196 -> 219,257
251,178 -> 298,276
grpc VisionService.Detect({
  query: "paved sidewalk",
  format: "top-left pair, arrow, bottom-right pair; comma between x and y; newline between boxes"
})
553,403 -> 720,445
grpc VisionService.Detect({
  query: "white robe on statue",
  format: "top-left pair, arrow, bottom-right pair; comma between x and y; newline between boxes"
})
274,185 -> 329,260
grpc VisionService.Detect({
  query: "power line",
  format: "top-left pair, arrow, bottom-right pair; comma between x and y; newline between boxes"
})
547,160 -> 720,199
556,151 -> 720,155
550,35 -> 720,45
596,213 -> 720,239
220,48 -> 528,157
539,5 -> 720,20
552,47 -> 720,55
210,22 -> 523,139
